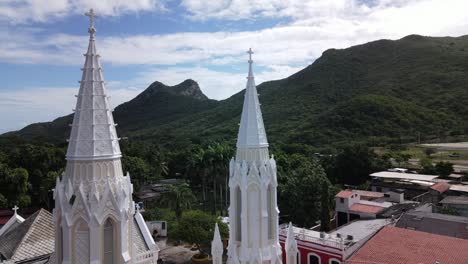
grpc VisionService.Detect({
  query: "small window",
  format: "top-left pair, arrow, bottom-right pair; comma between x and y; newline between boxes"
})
308,254 -> 320,264
330,260 -> 340,264
340,198 -> 344,203
161,222 -> 166,229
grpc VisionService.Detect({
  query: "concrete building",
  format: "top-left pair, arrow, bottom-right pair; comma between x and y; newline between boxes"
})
396,211 -> 468,238
335,190 -> 392,226
440,196 -> 468,217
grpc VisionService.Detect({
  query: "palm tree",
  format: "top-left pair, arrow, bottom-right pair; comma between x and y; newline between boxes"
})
206,143 -> 232,215
160,183 -> 196,220
186,148 -> 209,210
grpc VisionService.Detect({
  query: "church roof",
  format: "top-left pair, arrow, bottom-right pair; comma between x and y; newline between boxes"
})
236,48 -> 268,149
347,226 -> 468,264
0,208 -> 25,236
0,209 -> 54,262
66,8 -> 121,161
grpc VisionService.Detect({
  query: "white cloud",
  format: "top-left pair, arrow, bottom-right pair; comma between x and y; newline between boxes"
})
4,0 -> 468,69
0,86 -> 141,132
3,0 -> 468,131
0,0 -> 167,24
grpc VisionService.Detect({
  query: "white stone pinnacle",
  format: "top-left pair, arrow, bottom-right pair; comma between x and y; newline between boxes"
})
212,223 -> 223,264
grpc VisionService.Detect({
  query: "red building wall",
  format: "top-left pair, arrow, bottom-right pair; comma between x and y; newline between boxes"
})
279,236 -> 343,264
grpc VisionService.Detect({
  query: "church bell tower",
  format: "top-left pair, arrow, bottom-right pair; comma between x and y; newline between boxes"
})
52,9 -> 158,264
226,49 -> 282,264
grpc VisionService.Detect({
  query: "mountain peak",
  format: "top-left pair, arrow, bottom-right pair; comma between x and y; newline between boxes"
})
143,79 -> 208,100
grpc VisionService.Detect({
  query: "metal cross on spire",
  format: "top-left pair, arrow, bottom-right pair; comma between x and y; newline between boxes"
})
247,48 -> 254,63
85,8 -> 96,31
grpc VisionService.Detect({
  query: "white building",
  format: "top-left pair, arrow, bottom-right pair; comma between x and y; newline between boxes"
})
224,49 -> 282,264
51,9 -> 159,264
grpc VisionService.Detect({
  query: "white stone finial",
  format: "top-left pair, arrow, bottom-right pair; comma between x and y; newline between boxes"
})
212,223 -> 223,264
135,203 -> 141,212
285,222 -> 298,264
12,205 -> 19,215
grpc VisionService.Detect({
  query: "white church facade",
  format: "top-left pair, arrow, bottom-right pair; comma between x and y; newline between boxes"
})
51,9 -> 159,264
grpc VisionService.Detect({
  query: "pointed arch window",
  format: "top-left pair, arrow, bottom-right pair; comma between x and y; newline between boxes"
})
235,186 -> 242,242
267,184 -> 273,239
103,218 -> 115,264
74,219 -> 90,264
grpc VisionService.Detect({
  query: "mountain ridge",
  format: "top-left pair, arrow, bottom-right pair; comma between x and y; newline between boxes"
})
4,34 -> 468,147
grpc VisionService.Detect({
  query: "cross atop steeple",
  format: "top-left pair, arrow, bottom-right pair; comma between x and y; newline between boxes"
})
85,8 -> 96,34
247,48 -> 254,63
85,9 -> 96,28
12,205 -> 19,215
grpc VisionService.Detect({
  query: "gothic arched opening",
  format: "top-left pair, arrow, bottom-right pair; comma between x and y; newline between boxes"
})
103,218 -> 116,264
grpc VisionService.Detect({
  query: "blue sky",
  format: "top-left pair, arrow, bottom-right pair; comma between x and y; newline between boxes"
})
1,0 -> 468,133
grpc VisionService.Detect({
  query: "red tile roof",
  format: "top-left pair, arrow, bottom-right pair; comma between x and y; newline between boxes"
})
430,182 -> 451,193
348,226 -> 468,264
355,190 -> 384,200
336,190 -> 353,198
349,203 -> 385,214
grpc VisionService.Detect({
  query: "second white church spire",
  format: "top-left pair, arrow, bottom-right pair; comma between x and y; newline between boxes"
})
236,48 -> 269,161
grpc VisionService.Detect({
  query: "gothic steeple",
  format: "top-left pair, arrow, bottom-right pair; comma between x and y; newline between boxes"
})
236,48 -> 269,161
53,10 -> 158,264
66,8 -> 121,161
226,49 -> 282,264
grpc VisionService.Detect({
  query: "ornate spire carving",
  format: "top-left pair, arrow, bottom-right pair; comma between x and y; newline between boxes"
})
66,9 -> 121,161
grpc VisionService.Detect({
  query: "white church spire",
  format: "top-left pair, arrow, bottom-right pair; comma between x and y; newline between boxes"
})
227,48 -> 281,264
53,10 -> 158,264
66,8 -> 121,161
236,48 -> 269,161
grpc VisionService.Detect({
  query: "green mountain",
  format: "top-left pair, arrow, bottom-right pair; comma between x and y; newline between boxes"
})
4,79 -> 218,142
4,35 -> 468,147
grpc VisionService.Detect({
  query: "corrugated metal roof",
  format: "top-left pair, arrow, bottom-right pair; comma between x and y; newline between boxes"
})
370,171 -> 438,181
440,195 -> 468,205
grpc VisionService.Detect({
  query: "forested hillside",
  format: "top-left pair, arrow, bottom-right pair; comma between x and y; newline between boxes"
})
3,35 -> 468,226
7,34 -> 468,147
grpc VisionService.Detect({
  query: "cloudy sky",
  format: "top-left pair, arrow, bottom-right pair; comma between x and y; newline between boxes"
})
1,0 -> 468,133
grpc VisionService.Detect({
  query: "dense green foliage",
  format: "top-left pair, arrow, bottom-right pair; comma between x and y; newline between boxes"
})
276,154 -> 331,227
160,183 -> 196,220
171,210 -> 229,254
